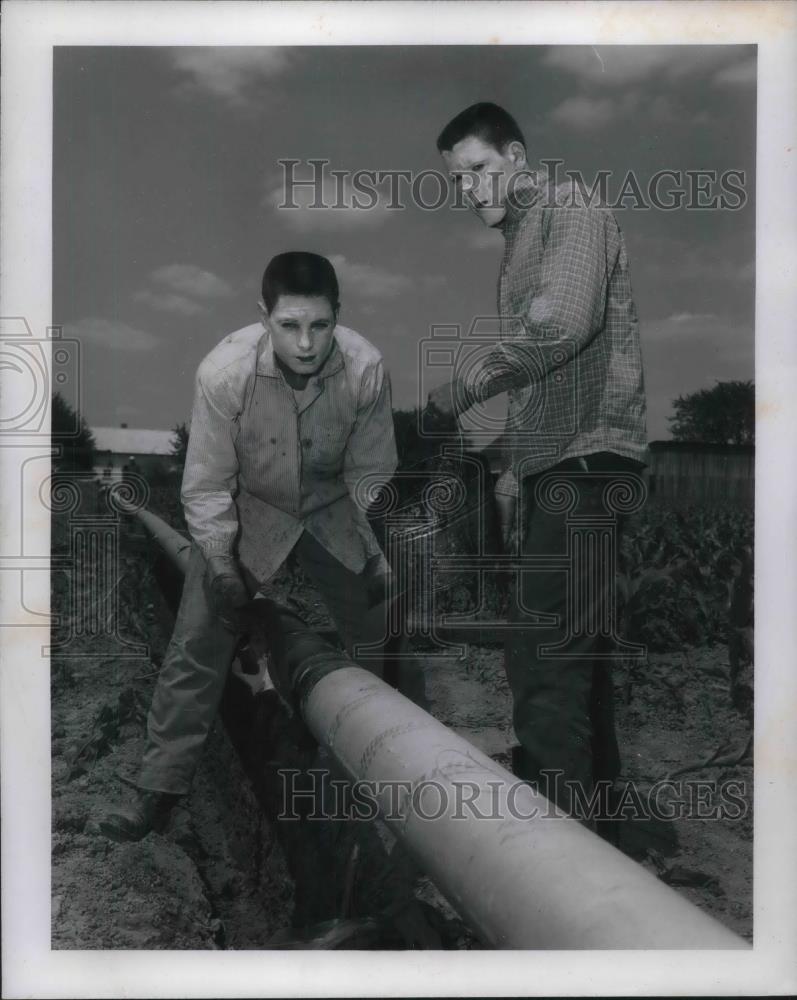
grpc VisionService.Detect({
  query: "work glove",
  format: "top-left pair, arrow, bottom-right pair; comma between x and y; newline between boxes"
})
206,554 -> 250,633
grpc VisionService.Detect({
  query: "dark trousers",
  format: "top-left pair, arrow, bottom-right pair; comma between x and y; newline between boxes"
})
504,453 -> 641,818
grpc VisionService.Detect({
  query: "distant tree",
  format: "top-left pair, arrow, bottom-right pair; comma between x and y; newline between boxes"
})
170,421 -> 190,465
668,380 -> 754,445
51,392 -> 96,470
392,407 -> 463,471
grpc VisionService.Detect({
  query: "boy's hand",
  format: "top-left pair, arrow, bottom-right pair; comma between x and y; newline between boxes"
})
206,555 -> 250,633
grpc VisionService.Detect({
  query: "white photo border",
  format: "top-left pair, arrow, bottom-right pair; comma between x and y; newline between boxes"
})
2,1 -> 796,996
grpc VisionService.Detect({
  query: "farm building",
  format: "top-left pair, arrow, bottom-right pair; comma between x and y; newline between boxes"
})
91,424 -> 178,483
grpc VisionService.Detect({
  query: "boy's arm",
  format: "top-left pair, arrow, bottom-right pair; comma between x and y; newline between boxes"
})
430,206 -> 620,414
343,360 -> 398,507
180,361 -> 241,560
181,362 -> 250,630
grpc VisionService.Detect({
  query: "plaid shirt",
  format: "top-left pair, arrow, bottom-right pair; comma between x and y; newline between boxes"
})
463,168 -> 647,479
181,323 -> 397,583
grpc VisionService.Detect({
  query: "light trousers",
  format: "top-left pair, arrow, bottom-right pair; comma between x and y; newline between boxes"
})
139,531 -> 424,794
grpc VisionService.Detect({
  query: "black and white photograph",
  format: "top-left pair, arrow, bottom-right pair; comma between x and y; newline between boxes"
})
2,2 -> 796,996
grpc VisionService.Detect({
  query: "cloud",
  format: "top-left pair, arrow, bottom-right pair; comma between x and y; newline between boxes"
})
133,290 -> 207,317
549,96 -> 623,131
464,227 -> 503,252
64,318 -> 160,353
328,255 -> 414,299
134,264 -> 235,316
168,48 -> 293,106
549,90 -> 644,131
643,311 -> 751,351
663,311 -> 720,326
542,45 -> 748,87
543,48 -> 755,132
263,171 -> 392,232
151,264 -> 234,299
713,57 -> 757,87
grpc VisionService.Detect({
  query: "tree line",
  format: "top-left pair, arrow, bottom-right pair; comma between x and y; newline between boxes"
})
51,379 -> 755,473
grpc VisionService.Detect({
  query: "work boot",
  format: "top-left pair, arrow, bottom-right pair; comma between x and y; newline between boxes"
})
99,789 -> 181,843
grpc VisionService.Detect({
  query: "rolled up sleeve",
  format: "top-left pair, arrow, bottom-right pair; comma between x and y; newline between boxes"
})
465,207 -> 617,403
180,362 -> 240,558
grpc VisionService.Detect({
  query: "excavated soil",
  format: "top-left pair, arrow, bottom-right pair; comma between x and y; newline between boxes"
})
51,504 -> 752,948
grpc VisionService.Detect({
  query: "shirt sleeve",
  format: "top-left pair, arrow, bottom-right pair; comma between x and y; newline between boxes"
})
463,206 -> 618,405
180,361 -> 241,559
343,361 -> 399,508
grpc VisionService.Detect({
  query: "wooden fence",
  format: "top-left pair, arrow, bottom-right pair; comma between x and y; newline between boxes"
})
646,441 -> 754,503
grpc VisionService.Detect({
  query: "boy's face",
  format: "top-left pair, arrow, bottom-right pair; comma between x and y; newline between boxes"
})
260,294 -> 337,375
441,135 -> 527,228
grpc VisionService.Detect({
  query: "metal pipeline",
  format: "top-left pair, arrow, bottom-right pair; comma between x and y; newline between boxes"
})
132,506 -> 747,950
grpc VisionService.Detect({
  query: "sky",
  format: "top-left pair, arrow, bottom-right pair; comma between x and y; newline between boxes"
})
53,44 -> 756,441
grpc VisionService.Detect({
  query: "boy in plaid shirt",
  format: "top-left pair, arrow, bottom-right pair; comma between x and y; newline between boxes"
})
429,103 -> 647,832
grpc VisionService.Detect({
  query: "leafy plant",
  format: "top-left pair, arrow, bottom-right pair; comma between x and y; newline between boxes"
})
616,503 -> 753,651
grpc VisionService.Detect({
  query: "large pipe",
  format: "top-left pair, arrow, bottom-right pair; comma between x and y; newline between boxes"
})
135,507 -> 192,573
131,506 -> 747,950
297,665 -> 744,949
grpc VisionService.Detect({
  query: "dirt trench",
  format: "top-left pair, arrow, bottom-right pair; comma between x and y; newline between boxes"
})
51,538 -> 294,948
51,511 -> 473,950
51,501 -> 753,948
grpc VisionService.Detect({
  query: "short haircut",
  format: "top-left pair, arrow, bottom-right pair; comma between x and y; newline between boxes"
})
261,251 -> 340,313
436,102 -> 526,154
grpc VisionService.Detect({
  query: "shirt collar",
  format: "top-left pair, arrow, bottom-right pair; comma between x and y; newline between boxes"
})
497,165 -> 550,237
256,330 -> 344,379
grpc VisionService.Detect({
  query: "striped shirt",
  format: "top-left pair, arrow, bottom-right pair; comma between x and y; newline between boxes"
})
181,323 -> 397,584
463,168 -> 647,478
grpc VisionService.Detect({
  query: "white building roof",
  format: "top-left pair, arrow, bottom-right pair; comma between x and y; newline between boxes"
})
92,427 -> 175,456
